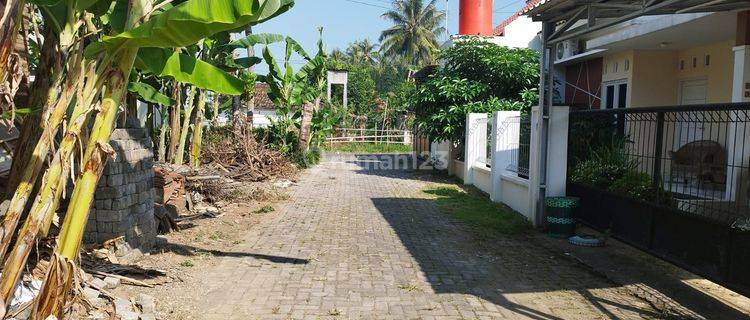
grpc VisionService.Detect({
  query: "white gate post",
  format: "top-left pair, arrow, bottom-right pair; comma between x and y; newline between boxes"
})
464,113 -> 488,185
490,111 -> 521,202
546,106 -> 570,196
529,106 -> 570,226
726,45 -> 750,202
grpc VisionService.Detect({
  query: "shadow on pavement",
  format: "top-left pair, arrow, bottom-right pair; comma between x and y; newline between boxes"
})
155,242 -> 310,265
367,166 -> 750,320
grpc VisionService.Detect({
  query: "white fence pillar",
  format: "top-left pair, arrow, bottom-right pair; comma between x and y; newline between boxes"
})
529,106 -> 570,226
490,111 -> 521,202
547,106 -> 570,196
727,45 -> 750,202
464,113 -> 488,185
403,130 -> 412,145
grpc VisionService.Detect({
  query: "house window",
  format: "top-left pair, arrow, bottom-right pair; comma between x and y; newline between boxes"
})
705,55 -> 711,66
680,60 -> 685,70
614,62 -> 619,73
693,57 -> 697,68
603,81 -> 628,109
624,60 -> 630,71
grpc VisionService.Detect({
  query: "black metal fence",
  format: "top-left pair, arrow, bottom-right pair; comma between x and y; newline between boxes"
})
568,102 -> 750,297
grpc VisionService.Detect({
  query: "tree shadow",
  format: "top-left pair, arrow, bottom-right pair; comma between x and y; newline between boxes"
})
153,241 -> 309,265
371,195 -> 667,319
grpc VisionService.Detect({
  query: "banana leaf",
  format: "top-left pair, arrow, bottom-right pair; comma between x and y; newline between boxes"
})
136,48 -> 244,95
226,33 -> 285,48
85,0 -> 294,57
128,81 -> 173,106
225,56 -> 262,69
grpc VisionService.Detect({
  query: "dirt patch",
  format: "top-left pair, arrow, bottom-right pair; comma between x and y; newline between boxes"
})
108,180 -> 291,320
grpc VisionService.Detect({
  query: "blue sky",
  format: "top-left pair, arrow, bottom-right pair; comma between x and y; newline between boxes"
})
249,0 -> 526,72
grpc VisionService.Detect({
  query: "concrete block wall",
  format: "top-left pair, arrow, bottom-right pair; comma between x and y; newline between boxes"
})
85,128 -> 156,253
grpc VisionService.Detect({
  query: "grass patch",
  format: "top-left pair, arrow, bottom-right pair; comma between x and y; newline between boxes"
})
180,259 -> 195,267
424,186 -> 530,235
209,231 -> 225,241
323,143 -> 412,154
253,205 -> 275,214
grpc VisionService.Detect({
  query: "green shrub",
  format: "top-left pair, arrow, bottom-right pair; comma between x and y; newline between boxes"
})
571,146 -> 636,188
412,39 -> 540,143
609,170 -> 651,199
291,148 -> 321,168
572,146 -> 676,206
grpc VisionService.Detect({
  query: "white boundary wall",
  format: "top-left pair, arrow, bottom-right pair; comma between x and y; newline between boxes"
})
460,107 -> 570,226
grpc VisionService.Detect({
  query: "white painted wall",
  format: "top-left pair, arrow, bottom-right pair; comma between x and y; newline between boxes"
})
430,140 -> 452,170
453,160 -> 465,182
460,111 -> 563,223
495,16 -> 542,51
252,110 -> 278,128
463,114 -> 488,185
500,174 -> 531,219
472,164 -> 493,195
528,106 -> 571,226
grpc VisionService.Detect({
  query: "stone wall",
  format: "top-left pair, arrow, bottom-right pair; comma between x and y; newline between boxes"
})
85,128 -> 157,254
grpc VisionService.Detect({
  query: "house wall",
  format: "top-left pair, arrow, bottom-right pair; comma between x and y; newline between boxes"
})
602,50 -> 634,107
597,40 -> 735,108
630,50 -> 679,107
495,16 -> 542,51
565,58 -> 603,109
500,173 -> 532,220
675,40 -> 735,103
595,41 -> 737,194
602,50 -> 634,83
253,109 -> 279,128
472,165 -> 493,195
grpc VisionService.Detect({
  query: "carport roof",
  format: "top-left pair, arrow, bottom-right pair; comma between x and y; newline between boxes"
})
526,0 -> 750,22
525,0 -> 750,45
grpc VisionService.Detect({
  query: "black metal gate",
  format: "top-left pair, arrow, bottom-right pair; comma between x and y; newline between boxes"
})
567,103 -> 750,297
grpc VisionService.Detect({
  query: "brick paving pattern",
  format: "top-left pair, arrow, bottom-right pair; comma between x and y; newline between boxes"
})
199,155 -> 660,319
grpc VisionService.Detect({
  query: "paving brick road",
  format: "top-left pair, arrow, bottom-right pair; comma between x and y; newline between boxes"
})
199,154 -> 660,319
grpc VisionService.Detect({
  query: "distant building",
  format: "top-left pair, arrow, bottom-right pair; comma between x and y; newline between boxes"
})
252,83 -> 281,128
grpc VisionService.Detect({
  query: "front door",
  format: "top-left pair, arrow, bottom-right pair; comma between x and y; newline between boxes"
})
676,79 -> 708,148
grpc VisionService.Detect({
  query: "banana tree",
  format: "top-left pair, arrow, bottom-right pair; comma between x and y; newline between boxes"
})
0,0 -> 294,318
230,30 -> 328,152
0,0 -> 26,85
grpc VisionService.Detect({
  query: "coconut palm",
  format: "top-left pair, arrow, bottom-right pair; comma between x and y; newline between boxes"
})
347,39 -> 379,64
379,0 -> 445,66
330,48 -> 348,62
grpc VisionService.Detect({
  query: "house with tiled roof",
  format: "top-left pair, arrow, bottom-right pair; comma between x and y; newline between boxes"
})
252,82 -> 289,128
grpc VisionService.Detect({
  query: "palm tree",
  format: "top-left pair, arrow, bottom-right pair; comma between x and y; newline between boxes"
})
347,39 -> 379,64
379,0 -> 445,66
330,48 -> 348,62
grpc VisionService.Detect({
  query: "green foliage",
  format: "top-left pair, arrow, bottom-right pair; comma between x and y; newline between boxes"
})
570,146 -> 637,189
571,145 -> 675,205
290,148 -> 321,168
379,0 -> 445,65
311,103 -> 344,147
439,38 -> 540,99
127,81 -> 173,106
424,186 -> 530,235
85,0 -> 294,56
345,64 -> 377,115
135,48 -> 245,95
568,115 -> 622,167
609,170 -> 651,200
412,39 -> 540,142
